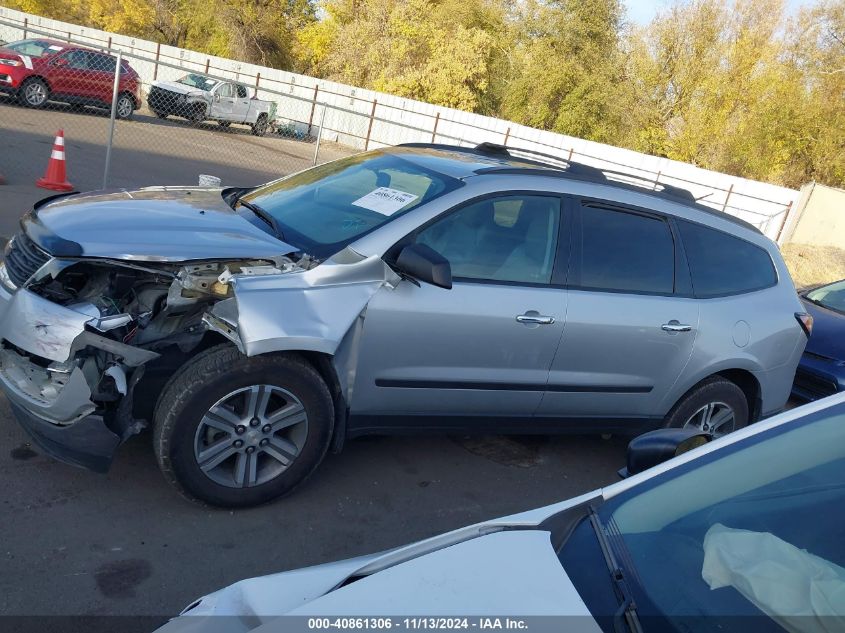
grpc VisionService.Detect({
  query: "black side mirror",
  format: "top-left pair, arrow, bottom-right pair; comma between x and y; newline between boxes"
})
619,428 -> 711,478
394,243 -> 452,289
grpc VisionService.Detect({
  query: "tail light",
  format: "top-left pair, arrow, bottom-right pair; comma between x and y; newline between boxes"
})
795,312 -> 814,337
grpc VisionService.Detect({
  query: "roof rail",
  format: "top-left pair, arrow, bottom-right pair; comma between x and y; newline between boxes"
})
473,142 -> 697,204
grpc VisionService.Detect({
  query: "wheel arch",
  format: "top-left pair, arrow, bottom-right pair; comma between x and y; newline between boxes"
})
20,74 -> 51,92
667,366 -> 763,424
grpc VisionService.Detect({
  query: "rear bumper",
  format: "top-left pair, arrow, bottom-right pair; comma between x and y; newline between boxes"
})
791,354 -> 845,402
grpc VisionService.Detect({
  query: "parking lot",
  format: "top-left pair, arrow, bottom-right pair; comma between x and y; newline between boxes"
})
0,98 -> 629,627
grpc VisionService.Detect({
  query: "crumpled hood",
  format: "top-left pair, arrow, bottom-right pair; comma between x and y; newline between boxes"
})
26,187 -> 296,262
154,492 -> 602,633
152,81 -> 207,96
156,532 -> 597,633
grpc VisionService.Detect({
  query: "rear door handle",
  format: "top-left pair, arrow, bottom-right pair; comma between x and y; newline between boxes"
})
516,313 -> 555,325
662,320 -> 692,332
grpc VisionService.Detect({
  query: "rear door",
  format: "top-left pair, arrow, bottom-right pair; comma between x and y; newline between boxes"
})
86,52 -> 117,105
350,193 -> 570,428
233,84 -> 252,122
537,199 -> 700,421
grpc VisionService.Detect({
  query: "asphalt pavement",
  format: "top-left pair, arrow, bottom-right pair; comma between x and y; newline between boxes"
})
0,97 -> 629,629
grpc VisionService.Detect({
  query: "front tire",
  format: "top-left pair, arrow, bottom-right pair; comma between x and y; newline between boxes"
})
153,345 -> 334,507
664,377 -> 749,438
18,77 -> 49,108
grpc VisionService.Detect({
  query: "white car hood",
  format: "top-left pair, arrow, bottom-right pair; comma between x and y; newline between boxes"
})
158,531 -> 599,633
152,80 -> 206,96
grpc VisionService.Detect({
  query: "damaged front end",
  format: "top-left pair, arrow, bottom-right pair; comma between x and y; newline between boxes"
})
0,234 -> 298,472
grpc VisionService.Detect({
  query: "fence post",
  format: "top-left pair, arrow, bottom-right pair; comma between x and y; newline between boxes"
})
153,42 -> 161,80
255,72 -> 261,90
364,99 -> 377,151
431,112 -> 440,143
313,104 -> 327,166
653,171 -> 661,190
775,201 -> 794,243
722,184 -> 734,212
23,17 -> 27,39
204,58 -> 210,74
567,148 -> 574,161
503,127 -> 510,146
307,85 -> 319,135
102,50 -> 122,190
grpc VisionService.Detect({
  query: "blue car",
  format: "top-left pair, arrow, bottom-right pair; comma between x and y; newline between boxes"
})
792,278 -> 845,401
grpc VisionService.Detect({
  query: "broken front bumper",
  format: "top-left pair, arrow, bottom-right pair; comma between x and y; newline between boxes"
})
0,284 -> 152,472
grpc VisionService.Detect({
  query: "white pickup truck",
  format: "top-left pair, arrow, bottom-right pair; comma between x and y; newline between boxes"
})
147,73 -> 276,136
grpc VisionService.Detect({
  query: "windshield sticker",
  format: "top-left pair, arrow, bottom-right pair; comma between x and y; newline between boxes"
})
352,187 -> 419,216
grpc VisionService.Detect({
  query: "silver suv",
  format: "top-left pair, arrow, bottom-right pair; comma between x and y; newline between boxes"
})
0,144 -> 810,506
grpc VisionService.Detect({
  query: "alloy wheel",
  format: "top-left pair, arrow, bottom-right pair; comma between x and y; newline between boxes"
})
193,385 -> 308,488
682,401 -> 736,438
24,81 -> 47,106
116,96 -> 133,119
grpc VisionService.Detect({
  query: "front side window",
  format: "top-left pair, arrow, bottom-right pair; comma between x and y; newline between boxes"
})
678,220 -> 777,298
578,205 -> 674,294
240,151 -> 462,259
578,403 -> 845,629
217,83 -> 235,98
415,195 -> 561,284
62,50 -> 90,70
805,279 -> 845,314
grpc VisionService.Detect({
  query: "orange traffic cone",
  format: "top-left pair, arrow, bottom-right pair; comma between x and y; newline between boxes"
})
36,130 -> 73,192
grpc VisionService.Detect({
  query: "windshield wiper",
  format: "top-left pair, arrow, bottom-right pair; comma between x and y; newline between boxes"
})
587,507 -> 643,633
234,195 -> 285,242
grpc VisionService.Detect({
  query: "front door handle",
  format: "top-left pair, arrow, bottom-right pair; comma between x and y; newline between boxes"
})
516,312 -> 555,325
662,320 -> 692,332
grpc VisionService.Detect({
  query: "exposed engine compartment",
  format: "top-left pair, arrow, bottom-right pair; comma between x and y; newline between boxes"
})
3,256 -> 299,433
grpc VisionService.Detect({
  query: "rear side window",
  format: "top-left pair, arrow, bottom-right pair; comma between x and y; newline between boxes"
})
678,221 -> 776,298
236,85 -> 248,99
579,205 -> 674,294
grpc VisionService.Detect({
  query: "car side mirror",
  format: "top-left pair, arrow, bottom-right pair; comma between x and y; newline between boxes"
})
214,93 -> 221,102
53,57 -> 68,66
619,428 -> 711,478
394,244 -> 452,289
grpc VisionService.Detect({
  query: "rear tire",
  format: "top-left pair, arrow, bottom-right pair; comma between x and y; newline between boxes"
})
251,114 -> 268,137
18,77 -> 49,108
115,93 -> 135,120
664,377 -> 749,438
153,345 -> 334,507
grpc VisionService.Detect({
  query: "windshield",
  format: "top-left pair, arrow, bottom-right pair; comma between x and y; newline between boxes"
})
176,73 -> 219,91
806,279 -> 845,314
239,151 -> 463,259
562,402 -> 845,632
5,39 -> 59,56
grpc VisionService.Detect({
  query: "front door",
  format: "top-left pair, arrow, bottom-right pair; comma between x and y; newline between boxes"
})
537,201 -> 700,421
213,82 -> 236,120
350,194 -> 568,429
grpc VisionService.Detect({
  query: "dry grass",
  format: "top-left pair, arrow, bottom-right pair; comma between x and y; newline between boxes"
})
781,242 -> 845,290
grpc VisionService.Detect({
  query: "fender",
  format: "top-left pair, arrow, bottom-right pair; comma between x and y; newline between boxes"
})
205,248 -> 400,402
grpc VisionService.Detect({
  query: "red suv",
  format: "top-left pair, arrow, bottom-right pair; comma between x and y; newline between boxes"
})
0,39 -> 141,119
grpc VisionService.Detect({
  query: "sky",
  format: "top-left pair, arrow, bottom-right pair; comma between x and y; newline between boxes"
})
623,0 -> 814,25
